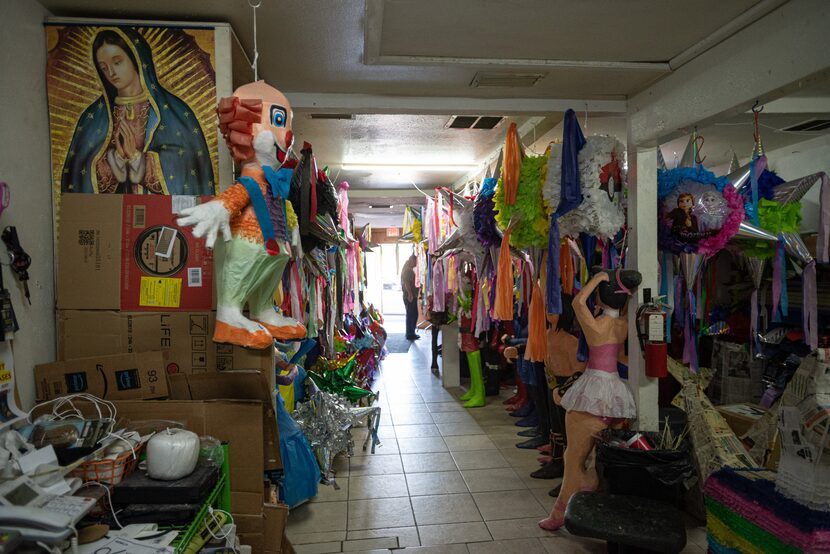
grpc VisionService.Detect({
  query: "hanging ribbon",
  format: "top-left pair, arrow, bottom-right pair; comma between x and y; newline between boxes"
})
683,287 -> 699,373
546,109 -> 585,314
660,252 -> 673,344
751,288 -> 760,357
772,241 -> 782,322
502,123 -> 522,206
804,262 -> 818,350
560,241 -> 574,296
601,239 -> 610,269
749,158 -> 760,226
525,282 -> 547,362
779,246 -> 789,318
819,173 -> 829,263
494,229 -> 514,320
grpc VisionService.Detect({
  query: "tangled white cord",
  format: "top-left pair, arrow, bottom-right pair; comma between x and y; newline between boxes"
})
206,506 -> 235,540
29,393 -> 117,433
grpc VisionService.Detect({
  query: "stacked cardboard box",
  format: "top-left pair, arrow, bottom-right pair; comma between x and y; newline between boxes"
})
56,194 -> 273,376
115,371 -> 289,551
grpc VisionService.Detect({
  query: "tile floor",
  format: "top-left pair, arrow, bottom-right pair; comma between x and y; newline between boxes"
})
287,336 -> 708,553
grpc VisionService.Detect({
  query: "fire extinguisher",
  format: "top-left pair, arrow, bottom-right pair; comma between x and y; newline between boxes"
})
636,288 -> 668,378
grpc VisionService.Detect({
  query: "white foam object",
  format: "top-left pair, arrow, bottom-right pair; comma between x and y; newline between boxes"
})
146,429 -> 200,481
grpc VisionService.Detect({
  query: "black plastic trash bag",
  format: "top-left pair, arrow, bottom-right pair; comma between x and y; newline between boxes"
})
595,429 -> 697,507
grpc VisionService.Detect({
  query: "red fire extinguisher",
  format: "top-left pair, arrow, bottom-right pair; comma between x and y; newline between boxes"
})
636,288 -> 668,378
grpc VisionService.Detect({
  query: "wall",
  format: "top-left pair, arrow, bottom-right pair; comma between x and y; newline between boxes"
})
0,0 -> 54,409
763,133 -> 830,234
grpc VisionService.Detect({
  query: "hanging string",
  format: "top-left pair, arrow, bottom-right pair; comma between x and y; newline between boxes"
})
249,0 -> 261,81
752,99 -> 764,146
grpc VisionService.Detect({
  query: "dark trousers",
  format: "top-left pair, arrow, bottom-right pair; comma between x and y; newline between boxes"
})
532,362 -> 552,439
404,298 -> 418,338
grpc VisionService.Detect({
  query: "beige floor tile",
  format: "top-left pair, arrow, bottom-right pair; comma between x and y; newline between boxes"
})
538,532 -> 606,553
287,501 -> 348,534
332,454 -> 350,478
488,433 -> 527,450
366,438 -> 400,455
481,424 -> 525,434
499,447 -> 547,469
406,471 -> 469,496
294,542 -> 342,554
392,411 -> 435,425
398,436 -> 449,454
341,550 -> 392,554
347,526 -> 420,548
436,422 -> 486,436
286,531 -> 347,545
530,485 -> 558,511
388,402 -> 430,413
395,545 -> 469,554
376,426 -> 397,439
486,517 -> 552,540
349,454 -> 403,476
411,493 -> 483,525
313,479 -> 349,502
461,468 -> 526,493
451,449 -> 510,470
431,411 -> 477,424
467,538 -> 547,554
394,424 -> 441,438
342,537 -> 399,551
443,435 -> 497,451
418,522 -> 492,546
349,474 -> 409,500
401,452 -> 457,473
379,412 -> 394,426
514,464 -> 561,490
473,490 -> 547,521
426,401 -> 466,413
348,497 -> 415,530
472,415 -> 514,428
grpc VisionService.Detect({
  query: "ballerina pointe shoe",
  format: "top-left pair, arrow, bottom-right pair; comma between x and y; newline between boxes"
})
538,499 -> 566,532
214,321 -> 273,349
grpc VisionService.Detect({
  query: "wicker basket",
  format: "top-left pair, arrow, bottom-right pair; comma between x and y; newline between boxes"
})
70,443 -> 144,486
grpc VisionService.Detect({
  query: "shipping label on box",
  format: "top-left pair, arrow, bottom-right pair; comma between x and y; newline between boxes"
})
58,194 -> 214,311
35,351 -> 169,401
58,310 -> 273,374
121,195 -> 213,311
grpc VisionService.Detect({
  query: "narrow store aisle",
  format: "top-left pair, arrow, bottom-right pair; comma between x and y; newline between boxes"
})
286,340 -> 708,553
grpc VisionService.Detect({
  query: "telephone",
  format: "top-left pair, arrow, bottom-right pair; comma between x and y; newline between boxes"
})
0,475 -> 97,543
0,505 -> 73,543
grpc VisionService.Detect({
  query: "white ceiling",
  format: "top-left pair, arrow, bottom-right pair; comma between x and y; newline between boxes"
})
375,0 -> 759,63
39,0 -> 818,228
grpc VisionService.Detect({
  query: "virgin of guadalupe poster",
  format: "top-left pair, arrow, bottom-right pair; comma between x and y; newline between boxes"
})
47,25 -> 219,196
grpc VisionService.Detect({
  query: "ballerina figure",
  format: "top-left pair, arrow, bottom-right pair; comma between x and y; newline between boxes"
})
539,267 -> 641,532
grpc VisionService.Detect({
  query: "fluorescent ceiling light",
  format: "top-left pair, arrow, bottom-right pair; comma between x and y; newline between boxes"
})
342,163 -> 478,172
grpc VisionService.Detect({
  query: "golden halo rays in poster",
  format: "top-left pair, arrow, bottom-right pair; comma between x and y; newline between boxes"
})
47,24 -> 219,207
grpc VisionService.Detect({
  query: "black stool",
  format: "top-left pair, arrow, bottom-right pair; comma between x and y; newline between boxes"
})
564,492 -> 686,554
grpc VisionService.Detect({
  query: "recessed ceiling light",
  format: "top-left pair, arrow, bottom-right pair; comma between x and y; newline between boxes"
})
369,205 -> 394,209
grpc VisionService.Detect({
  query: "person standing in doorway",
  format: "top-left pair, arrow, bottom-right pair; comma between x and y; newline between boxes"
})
401,254 -> 420,340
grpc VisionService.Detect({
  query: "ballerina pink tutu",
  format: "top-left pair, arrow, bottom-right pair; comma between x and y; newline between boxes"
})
560,368 -> 636,419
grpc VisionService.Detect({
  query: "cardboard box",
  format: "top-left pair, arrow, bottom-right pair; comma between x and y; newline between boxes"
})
167,371 -> 280,472
58,310 -> 273,374
34,351 -> 169,401
113,399 -> 267,510
237,503 -> 288,554
58,194 -> 214,311
716,403 -> 768,437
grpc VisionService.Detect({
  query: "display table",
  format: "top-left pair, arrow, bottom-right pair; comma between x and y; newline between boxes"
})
440,323 -> 460,388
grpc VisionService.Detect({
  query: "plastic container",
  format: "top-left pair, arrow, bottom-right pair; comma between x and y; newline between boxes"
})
596,429 -> 696,508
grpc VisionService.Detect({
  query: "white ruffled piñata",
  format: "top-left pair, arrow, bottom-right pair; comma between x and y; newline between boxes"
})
543,135 -> 627,239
